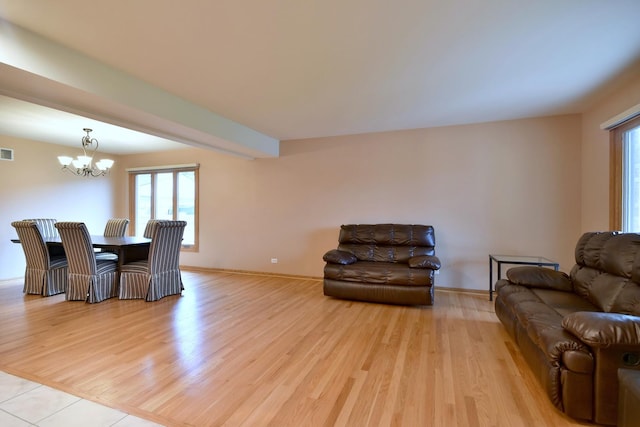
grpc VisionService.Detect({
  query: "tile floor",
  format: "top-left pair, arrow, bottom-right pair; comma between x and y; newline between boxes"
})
0,371 -> 164,427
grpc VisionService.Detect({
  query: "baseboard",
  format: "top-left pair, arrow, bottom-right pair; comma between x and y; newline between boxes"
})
180,266 -> 488,296
180,265 -> 323,281
435,286 -> 488,296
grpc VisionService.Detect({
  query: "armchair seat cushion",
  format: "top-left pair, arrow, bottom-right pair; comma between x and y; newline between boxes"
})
324,261 -> 432,286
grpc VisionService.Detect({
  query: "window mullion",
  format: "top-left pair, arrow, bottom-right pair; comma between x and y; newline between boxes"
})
150,173 -> 156,219
173,171 -> 178,221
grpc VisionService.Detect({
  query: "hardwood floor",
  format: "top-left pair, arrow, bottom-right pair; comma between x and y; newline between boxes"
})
0,271 -> 593,427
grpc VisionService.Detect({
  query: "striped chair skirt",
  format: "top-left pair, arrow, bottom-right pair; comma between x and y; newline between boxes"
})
119,261 -> 182,301
67,261 -> 119,303
24,257 -> 68,296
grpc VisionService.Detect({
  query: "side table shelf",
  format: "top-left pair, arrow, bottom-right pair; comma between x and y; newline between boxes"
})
488,254 -> 559,301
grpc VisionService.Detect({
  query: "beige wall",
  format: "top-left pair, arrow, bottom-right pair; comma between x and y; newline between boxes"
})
11,83 -> 640,289
120,114 -> 582,291
0,135 -> 120,279
581,71 -> 640,231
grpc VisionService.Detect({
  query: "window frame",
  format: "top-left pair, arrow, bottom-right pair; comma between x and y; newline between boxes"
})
128,164 -> 199,252
610,115 -> 640,231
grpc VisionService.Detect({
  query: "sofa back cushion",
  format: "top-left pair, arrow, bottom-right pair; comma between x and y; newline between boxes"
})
571,232 -> 640,315
337,224 -> 435,263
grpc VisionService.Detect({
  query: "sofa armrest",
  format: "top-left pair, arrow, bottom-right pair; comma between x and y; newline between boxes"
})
562,312 -> 640,348
506,266 -> 573,292
408,255 -> 441,270
323,249 -> 357,265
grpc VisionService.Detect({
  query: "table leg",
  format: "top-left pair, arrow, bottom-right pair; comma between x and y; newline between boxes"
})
489,256 -> 493,301
497,262 -> 502,290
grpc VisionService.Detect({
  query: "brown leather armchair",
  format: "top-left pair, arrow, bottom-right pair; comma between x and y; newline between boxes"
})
495,231 -> 640,425
323,224 -> 440,305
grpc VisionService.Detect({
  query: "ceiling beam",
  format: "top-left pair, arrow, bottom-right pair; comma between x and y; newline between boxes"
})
0,19 -> 279,159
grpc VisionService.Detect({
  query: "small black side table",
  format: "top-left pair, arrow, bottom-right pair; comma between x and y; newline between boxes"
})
488,254 -> 559,301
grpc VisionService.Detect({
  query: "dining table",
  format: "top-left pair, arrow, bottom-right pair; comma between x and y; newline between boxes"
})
11,235 -> 152,267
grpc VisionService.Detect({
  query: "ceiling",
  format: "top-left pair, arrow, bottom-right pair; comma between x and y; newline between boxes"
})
0,0 -> 639,156
0,96 -> 188,154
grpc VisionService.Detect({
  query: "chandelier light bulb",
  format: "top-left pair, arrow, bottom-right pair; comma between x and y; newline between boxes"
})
57,156 -> 73,166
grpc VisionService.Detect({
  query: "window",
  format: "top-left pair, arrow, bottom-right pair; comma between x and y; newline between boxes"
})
610,116 -> 640,231
129,164 -> 199,250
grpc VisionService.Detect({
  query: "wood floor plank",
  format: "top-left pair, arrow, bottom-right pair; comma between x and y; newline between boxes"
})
0,271 -> 592,426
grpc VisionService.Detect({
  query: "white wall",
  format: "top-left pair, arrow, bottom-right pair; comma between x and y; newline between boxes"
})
0,135 -> 119,279
4,73 -> 640,291
120,114 -> 582,291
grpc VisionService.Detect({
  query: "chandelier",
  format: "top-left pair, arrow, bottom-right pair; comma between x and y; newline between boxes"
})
58,128 -> 114,177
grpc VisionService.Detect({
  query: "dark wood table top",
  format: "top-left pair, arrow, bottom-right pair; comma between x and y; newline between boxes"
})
12,235 -> 151,248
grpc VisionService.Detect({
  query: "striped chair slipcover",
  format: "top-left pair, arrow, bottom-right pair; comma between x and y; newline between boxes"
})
119,220 -> 186,301
55,222 -> 119,303
103,218 -> 129,237
23,218 -> 59,239
23,218 -> 65,257
12,220 -> 68,296
96,218 -> 130,261
143,219 -> 162,238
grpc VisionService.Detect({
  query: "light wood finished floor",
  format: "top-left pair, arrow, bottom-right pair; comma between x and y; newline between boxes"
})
0,271 -> 593,427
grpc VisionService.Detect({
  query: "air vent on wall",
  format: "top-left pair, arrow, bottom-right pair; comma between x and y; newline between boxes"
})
0,148 -> 14,161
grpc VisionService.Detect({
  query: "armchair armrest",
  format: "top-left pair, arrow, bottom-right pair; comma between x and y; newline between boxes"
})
562,312 -> 640,348
323,249 -> 357,265
506,266 -> 573,292
408,255 -> 441,270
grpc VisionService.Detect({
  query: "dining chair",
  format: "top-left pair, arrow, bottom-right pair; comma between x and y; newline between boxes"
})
119,220 -> 186,301
23,218 -> 65,257
23,218 -> 59,239
55,222 -> 119,303
96,218 -> 130,261
12,220 -> 68,296
143,219 -> 161,238
103,218 -> 130,237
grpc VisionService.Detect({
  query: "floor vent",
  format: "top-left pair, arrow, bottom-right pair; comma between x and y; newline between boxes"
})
0,148 -> 14,161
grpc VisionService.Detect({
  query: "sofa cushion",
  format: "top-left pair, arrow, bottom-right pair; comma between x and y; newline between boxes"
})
338,224 -> 435,246
531,288 -> 600,317
562,312 -> 640,347
507,267 -> 573,292
573,265 -> 638,313
498,285 -> 592,370
337,224 -> 435,263
576,232 -> 638,278
324,261 -> 433,286
571,232 -> 640,314
609,282 -> 640,315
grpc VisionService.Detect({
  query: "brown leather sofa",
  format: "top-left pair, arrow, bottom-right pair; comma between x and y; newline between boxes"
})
494,231 -> 640,425
323,224 -> 440,305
